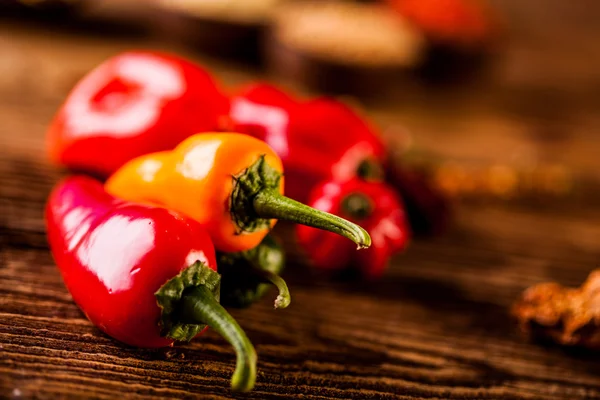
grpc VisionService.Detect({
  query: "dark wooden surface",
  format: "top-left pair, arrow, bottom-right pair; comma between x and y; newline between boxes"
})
2,3 -> 600,399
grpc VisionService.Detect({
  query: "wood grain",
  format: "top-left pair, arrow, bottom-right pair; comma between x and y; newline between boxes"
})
2,3 -> 600,399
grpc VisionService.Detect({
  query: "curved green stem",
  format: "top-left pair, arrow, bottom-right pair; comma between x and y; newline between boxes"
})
248,264 -> 291,309
179,286 -> 256,392
253,190 -> 371,249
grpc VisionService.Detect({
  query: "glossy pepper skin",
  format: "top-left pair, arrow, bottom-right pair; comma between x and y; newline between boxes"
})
219,235 -> 289,309
296,179 -> 410,279
47,51 -> 228,178
45,176 -> 256,391
229,83 -> 387,203
105,132 -> 371,253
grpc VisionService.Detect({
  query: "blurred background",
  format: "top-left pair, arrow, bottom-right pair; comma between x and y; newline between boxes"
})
1,0 -> 600,205
2,1 -> 600,398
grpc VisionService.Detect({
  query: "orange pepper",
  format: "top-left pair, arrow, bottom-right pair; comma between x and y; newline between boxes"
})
106,133 -> 371,253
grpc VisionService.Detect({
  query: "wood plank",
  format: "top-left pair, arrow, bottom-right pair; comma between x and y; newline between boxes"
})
2,2 -> 600,398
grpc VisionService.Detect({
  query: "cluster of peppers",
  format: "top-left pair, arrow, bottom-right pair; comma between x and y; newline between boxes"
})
45,51 -> 448,391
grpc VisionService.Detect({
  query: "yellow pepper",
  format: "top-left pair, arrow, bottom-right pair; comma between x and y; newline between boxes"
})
106,133 -> 371,252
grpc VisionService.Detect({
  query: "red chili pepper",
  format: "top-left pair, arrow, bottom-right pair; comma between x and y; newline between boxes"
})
47,51 -> 228,178
229,83 -> 386,203
45,176 -> 256,391
386,0 -> 497,47
228,82 -> 449,236
296,179 -> 410,279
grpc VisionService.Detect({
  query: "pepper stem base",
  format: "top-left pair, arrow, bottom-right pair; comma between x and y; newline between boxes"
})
230,156 -> 371,249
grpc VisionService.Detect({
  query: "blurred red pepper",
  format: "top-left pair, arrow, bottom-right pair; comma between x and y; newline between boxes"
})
229,82 -> 450,236
386,0 -> 499,83
229,83 -> 386,203
47,51 -> 228,178
296,179 -> 410,279
45,176 -> 256,391
386,0 -> 497,47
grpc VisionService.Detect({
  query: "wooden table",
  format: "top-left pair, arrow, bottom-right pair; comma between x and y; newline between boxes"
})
2,3 -> 600,398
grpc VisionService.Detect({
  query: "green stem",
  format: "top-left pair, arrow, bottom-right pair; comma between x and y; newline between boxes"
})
248,264 -> 291,309
179,286 -> 257,392
253,190 -> 371,249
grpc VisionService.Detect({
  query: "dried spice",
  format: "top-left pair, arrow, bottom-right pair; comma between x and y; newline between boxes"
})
512,270 -> 600,349
399,150 -> 573,200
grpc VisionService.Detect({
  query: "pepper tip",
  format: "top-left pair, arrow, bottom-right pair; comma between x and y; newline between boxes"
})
230,355 -> 257,392
356,227 -> 372,250
274,294 -> 291,309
